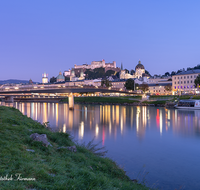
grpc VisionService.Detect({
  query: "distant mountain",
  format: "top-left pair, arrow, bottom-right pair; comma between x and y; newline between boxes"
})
0,79 -> 38,84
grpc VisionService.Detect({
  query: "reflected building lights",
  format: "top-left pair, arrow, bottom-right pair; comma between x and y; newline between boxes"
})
95,124 -> 99,137
31,102 -> 34,119
136,107 -> 140,133
112,105 -> 115,123
79,121 -> 84,139
160,110 -> 163,135
131,107 -> 133,127
56,103 -> 58,127
116,105 -> 119,125
43,103 -> 47,123
85,106 -> 87,121
35,103 -> 38,121
109,121 -> 111,135
120,113 -> 123,134
22,103 -> 24,115
63,123 -> 66,133
142,106 -> 147,127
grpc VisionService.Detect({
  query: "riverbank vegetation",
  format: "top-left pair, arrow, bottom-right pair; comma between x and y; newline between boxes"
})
0,106 -> 147,190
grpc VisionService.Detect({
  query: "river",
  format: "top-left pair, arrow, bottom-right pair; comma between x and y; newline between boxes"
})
1,101 -> 200,190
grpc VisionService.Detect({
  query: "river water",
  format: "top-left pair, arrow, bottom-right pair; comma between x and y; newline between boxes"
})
1,101 -> 200,190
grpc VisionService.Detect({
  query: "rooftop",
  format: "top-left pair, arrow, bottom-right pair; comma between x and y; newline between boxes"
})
175,69 -> 200,76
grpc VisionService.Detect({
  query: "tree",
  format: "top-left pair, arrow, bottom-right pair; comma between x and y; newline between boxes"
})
194,74 -> 200,87
164,84 -> 172,91
171,71 -> 176,76
50,77 -> 56,83
101,79 -> 112,87
65,77 -> 70,81
139,83 -> 149,93
130,69 -> 135,75
145,70 -> 151,76
105,70 -> 115,76
124,79 -> 135,90
164,72 -> 170,76
124,69 -> 129,74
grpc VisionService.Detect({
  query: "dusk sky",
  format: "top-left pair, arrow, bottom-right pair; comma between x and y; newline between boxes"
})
0,0 -> 200,82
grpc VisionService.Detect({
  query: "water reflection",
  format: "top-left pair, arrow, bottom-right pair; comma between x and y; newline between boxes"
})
1,101 -> 200,189
2,101 -> 200,140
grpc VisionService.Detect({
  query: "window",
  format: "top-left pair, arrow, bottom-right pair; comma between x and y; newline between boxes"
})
159,90 -> 160,92
181,77 -> 182,79
187,81 -> 189,83
178,77 -> 179,79
184,76 -> 186,79
187,76 -> 189,79
184,86 -> 186,88
181,81 -> 182,84
191,75 -> 192,78
191,80 -> 193,83
175,77 -> 176,79
174,86 -> 176,89
175,82 -> 176,84
178,81 -> 179,84
184,81 -> 186,84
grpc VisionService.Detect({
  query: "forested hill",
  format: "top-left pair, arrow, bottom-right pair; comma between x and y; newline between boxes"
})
0,79 -> 38,84
84,67 -> 118,79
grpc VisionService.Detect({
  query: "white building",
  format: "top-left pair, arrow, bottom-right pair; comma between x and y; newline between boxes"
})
42,72 -> 48,83
74,59 -> 116,70
120,60 -> 149,79
172,70 -> 200,95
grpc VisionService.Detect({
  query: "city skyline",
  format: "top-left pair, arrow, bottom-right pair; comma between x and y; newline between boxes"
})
0,0 -> 200,82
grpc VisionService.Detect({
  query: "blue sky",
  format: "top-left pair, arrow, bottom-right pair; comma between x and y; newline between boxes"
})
0,0 -> 199,82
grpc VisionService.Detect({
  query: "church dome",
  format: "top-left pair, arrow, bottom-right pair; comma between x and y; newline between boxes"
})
135,60 -> 145,70
57,71 -> 65,80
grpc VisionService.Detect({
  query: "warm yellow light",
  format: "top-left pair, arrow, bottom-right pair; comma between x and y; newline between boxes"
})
40,86 -> 44,89
5,87 -> 9,90
34,86 -> 37,89
14,87 -> 19,89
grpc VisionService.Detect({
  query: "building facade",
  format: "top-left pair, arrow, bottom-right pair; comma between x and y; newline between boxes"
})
42,72 -> 48,83
172,70 -> 200,95
120,60 -> 149,79
56,71 -> 65,82
74,59 -> 116,70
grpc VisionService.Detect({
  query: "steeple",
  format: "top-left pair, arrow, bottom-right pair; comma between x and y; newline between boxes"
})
121,62 -> 123,70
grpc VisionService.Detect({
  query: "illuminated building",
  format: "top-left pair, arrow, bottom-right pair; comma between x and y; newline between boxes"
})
42,72 -> 48,83
172,70 -> 200,95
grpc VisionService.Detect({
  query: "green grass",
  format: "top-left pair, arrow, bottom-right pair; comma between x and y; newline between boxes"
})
142,100 -> 167,105
0,106 -> 147,190
61,96 -> 141,104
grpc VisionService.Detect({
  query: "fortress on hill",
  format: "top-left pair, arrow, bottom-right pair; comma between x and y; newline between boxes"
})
74,59 -> 116,70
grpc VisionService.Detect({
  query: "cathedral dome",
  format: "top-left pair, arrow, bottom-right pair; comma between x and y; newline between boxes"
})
57,71 -> 65,80
135,60 -> 145,70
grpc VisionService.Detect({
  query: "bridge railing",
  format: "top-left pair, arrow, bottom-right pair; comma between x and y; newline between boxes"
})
0,84 -> 125,92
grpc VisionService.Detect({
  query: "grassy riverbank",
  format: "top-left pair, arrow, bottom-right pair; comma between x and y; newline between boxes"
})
61,96 -> 141,104
0,106 -> 147,190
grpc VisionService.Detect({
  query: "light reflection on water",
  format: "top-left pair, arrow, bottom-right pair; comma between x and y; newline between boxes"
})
1,101 -> 200,189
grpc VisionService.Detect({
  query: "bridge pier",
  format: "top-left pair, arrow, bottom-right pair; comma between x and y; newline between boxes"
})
5,96 -> 14,103
69,93 -> 74,110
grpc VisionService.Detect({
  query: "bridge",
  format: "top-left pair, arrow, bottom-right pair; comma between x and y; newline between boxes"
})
0,84 -> 137,109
